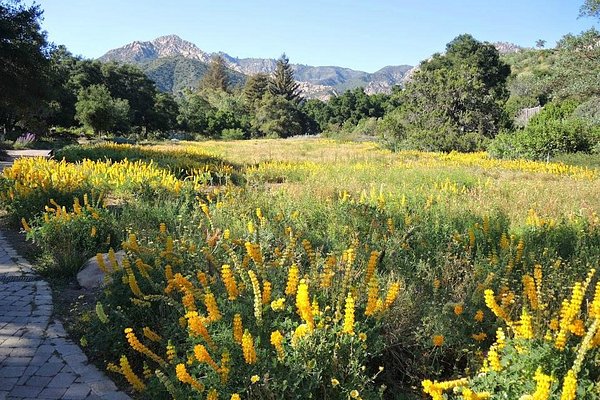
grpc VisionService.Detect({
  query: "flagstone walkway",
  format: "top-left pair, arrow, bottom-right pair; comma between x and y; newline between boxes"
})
0,211 -> 130,398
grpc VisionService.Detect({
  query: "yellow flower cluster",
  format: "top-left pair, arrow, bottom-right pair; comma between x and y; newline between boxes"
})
204,292 -> 222,322
342,293 -> 355,335
124,328 -> 166,366
484,289 -> 511,323
187,312 -> 214,348
247,270 -> 262,324
270,330 -> 285,359
241,330 -> 257,364
176,363 -> 205,392
221,264 -> 238,300
120,355 -> 146,391
296,280 -> 314,329
285,264 -> 299,295
1,157 -> 185,203
194,344 -> 220,371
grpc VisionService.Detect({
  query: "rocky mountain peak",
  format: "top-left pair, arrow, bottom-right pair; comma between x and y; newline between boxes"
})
98,35 -> 415,99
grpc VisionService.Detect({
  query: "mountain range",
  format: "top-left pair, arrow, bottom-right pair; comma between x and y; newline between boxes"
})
98,35 -> 414,99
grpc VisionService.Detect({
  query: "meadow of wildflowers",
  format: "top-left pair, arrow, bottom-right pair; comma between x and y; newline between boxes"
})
1,139 -> 599,399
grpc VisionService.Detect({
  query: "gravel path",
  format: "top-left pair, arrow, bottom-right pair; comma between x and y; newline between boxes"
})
0,224 -> 130,399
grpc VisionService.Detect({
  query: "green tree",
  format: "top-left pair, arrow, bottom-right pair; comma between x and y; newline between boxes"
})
580,0 -> 600,19
397,34 -> 510,150
75,84 -> 130,134
148,92 -> 179,132
243,73 -> 270,106
0,0 -> 50,132
199,55 -> 230,92
551,28 -> 600,100
269,54 -> 300,101
253,93 -> 303,138
100,63 -> 158,130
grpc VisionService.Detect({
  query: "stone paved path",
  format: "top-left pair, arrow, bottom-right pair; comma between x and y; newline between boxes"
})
0,232 -> 131,400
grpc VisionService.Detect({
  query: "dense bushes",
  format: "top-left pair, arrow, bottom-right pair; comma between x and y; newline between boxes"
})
489,101 -> 600,160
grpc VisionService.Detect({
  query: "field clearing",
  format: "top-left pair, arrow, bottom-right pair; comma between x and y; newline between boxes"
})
177,139 -> 600,225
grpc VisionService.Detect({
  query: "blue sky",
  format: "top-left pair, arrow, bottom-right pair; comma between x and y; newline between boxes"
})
35,0 -> 596,72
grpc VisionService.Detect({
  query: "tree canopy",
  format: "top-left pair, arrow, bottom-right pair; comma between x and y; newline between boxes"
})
395,34 -> 510,150
269,54 -> 300,102
199,55 -> 230,92
0,0 -> 50,130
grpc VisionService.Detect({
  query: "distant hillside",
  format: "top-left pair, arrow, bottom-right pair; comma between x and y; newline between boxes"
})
139,56 -> 246,94
99,35 -> 413,99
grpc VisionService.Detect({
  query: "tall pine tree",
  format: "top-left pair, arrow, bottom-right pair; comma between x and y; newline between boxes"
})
199,55 -> 230,92
268,54 -> 300,101
243,73 -> 269,106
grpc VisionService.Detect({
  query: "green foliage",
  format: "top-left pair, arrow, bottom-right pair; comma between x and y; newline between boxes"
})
243,73 -> 269,107
75,84 -> 131,134
253,93 -> 304,138
177,90 -> 251,138
489,101 -> 600,159
0,0 -> 50,131
198,55 -> 230,92
552,28 -> 600,101
25,198 -> 121,276
393,34 -> 510,151
580,0 -> 600,19
269,54 -> 300,102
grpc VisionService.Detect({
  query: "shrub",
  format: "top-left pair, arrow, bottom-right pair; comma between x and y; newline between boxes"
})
89,216 -> 399,399
422,266 -> 600,399
489,100 -> 600,160
23,196 -> 121,276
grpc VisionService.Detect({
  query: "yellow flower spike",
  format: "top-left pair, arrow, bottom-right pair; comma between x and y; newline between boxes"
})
166,341 -> 176,364
187,312 -> 215,348
128,274 -> 143,298
271,297 -> 286,311
221,264 -> 238,300
518,308 -> 534,339
124,328 -> 166,367
484,289 -> 511,323
487,346 -> 502,371
247,270 -> 263,324
175,363 -> 205,392
342,293 -> 355,335
531,367 -> 553,400
219,352 -> 230,384
194,344 -> 219,371
230,395 -> 240,400
270,330 -> 285,359
384,282 -> 401,309
285,264 -> 300,296
591,281 -> 600,318
559,370 -> 577,400
296,280 -> 314,329
119,355 -> 146,392
250,375 -> 260,384
262,280 -> 272,305
363,251 -> 379,286
204,292 -> 222,322
233,314 -> 243,344
241,330 -> 257,364
292,323 -> 310,346
365,276 -> 379,316
206,388 -> 218,400
142,327 -> 162,342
